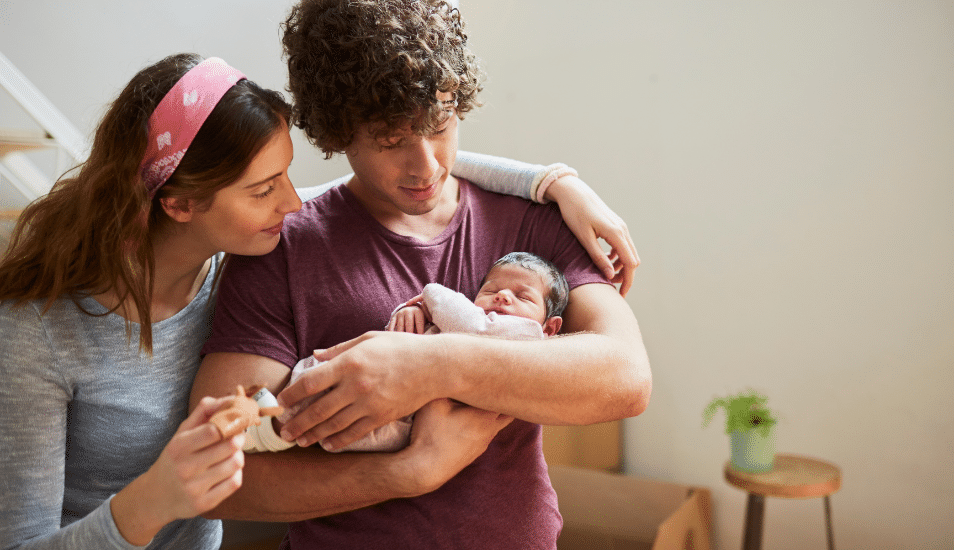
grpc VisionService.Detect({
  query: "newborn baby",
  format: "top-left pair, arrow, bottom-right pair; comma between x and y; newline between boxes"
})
269,252 -> 568,453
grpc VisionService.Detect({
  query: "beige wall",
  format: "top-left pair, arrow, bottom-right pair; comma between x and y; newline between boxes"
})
463,3 -> 954,548
2,1 -> 952,548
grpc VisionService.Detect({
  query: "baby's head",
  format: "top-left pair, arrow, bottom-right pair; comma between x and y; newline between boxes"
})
475,252 -> 569,337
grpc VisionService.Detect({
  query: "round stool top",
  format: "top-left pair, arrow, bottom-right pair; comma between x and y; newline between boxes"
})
724,454 -> 841,499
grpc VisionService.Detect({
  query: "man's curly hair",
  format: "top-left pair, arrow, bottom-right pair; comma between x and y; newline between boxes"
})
282,0 -> 485,158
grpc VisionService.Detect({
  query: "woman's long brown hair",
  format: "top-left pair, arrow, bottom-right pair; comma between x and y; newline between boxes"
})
0,53 -> 291,354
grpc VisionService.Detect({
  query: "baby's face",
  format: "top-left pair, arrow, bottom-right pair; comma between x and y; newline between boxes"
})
474,264 -> 549,324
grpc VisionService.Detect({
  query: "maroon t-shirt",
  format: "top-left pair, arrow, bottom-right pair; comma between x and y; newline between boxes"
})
203,179 -> 609,549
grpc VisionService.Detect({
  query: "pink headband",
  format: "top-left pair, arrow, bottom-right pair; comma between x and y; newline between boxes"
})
139,57 -> 246,197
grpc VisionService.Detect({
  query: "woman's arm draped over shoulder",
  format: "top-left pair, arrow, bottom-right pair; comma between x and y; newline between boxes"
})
452,151 -> 641,295
294,151 -> 642,294
0,304 -> 140,550
451,150 -> 548,199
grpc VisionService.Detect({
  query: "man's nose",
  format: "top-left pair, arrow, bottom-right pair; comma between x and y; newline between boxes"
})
405,136 -> 440,181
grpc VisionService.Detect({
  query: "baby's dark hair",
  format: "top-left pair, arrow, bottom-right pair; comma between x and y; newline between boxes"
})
487,252 -> 569,319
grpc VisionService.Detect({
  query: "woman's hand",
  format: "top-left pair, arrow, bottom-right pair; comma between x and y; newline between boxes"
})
545,175 -> 640,296
110,396 -> 245,546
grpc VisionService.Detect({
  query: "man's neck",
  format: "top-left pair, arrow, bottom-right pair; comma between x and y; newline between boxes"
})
350,176 -> 461,242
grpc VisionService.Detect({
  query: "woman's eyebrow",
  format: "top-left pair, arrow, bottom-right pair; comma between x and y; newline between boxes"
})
242,172 -> 282,189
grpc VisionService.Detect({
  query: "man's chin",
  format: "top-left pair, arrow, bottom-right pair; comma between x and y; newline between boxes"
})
396,194 -> 444,216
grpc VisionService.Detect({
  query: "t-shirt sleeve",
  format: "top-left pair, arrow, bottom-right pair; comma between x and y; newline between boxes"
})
524,203 -> 611,292
201,245 -> 300,368
0,304 -> 144,550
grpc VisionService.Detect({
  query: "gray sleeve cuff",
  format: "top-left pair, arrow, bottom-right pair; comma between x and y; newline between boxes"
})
451,150 -> 539,200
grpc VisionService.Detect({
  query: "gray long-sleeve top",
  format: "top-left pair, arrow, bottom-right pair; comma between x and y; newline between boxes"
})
0,255 -> 223,550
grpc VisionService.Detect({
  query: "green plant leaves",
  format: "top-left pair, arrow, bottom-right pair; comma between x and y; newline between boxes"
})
702,390 -> 777,437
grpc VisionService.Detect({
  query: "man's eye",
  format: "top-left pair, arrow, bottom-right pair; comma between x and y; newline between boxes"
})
378,136 -> 404,149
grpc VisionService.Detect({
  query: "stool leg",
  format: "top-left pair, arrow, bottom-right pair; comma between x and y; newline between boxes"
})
742,493 -> 765,550
824,495 -> 835,550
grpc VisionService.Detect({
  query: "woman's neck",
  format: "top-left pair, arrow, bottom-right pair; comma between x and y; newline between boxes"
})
94,223 -> 214,324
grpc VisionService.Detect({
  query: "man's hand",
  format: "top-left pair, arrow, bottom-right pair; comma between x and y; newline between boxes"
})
189,352 -> 510,520
397,398 -> 513,494
276,331 -> 443,450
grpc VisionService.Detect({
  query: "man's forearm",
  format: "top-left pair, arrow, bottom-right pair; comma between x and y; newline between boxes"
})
203,397 -> 514,522
439,331 -> 649,425
203,446 -> 420,522
191,352 -> 425,521
438,283 -> 651,425
274,285 -> 650,450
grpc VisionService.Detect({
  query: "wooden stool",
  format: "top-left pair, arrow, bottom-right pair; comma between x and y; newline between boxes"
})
724,454 -> 841,550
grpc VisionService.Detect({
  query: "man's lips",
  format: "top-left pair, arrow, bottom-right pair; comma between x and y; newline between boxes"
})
400,182 -> 438,201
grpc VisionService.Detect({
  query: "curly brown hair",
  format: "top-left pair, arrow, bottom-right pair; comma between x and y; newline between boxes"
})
282,0 -> 485,158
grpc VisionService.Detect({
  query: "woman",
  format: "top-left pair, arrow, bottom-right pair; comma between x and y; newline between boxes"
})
0,53 -> 637,549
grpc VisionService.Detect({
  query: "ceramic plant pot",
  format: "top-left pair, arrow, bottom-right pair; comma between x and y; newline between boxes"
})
730,428 -> 775,472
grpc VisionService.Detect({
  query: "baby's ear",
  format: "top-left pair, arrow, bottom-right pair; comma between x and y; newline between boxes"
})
542,316 -> 562,337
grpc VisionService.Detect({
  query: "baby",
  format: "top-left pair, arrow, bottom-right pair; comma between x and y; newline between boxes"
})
245,252 -> 568,453
387,250 -> 567,340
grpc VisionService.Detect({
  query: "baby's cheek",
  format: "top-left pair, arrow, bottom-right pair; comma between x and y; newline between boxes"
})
533,305 -> 549,324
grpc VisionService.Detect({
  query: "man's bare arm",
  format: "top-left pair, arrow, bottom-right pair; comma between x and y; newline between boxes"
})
280,283 -> 651,450
189,352 -> 511,521
452,281 -> 651,422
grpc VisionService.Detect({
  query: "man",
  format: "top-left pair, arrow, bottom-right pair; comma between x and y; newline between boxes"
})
190,0 -> 651,548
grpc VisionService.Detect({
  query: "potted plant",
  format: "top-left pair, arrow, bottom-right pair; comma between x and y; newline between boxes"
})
703,390 -> 778,473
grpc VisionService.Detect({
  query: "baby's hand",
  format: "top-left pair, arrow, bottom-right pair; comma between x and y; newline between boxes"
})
387,304 -> 429,334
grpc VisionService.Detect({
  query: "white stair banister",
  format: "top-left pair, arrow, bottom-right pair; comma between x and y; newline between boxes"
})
0,152 -> 53,199
0,50 -> 89,164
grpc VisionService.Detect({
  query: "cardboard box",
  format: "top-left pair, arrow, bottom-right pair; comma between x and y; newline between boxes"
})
543,421 -> 622,471
549,465 -> 711,550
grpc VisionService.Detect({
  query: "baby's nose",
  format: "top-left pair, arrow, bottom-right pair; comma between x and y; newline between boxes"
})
494,291 -> 513,304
